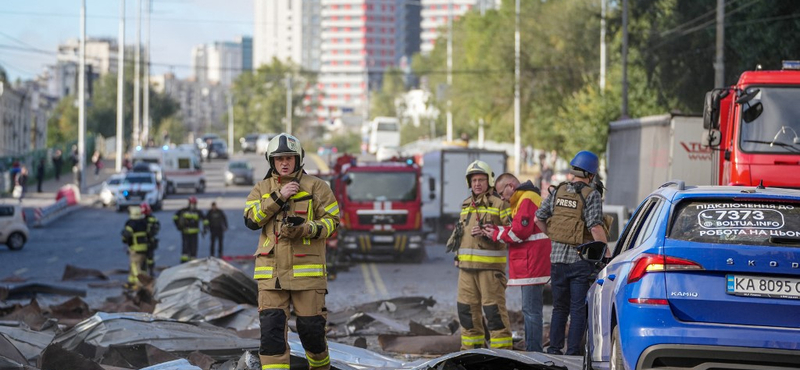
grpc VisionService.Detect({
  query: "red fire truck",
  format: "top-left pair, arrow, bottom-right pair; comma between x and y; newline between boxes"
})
703,61 -> 800,187
328,154 -> 426,263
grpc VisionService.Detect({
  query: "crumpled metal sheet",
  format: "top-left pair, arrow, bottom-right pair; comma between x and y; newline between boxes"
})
152,258 -> 257,324
138,359 -> 202,370
327,297 -> 437,338
410,348 -> 580,370
0,284 -> 86,301
61,265 -> 108,281
0,332 -> 28,368
51,312 -> 258,359
377,332 -> 460,355
0,324 -> 56,364
299,332 -> 411,370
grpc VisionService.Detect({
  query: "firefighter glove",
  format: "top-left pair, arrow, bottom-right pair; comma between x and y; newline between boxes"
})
280,223 -> 304,239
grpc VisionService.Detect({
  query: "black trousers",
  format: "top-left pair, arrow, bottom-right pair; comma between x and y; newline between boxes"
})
181,233 -> 198,262
210,231 -> 224,257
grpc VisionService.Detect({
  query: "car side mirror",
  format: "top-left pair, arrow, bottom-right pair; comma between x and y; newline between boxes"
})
578,241 -> 608,264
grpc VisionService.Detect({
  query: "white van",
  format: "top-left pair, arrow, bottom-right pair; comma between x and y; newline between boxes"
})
132,146 -> 206,194
368,117 -> 400,154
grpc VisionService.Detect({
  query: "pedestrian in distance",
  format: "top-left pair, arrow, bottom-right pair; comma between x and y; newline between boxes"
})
244,133 -> 340,370
70,145 -> 80,185
173,196 -> 207,263
36,159 -> 45,193
121,205 -> 150,290
13,165 -> 28,202
141,202 -> 160,276
481,173 -> 551,352
206,201 -> 228,258
92,150 -> 103,178
52,149 -> 63,181
447,160 -> 513,350
535,150 -> 610,356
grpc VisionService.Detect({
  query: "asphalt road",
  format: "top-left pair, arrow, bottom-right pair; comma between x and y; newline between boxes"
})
0,151 -> 530,321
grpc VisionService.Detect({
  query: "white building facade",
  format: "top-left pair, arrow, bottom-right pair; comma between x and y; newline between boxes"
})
151,74 -> 228,135
192,38 -> 249,86
253,0 -> 322,71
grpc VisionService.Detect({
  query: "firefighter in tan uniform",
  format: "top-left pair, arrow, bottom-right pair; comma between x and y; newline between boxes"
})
244,134 -> 340,370
451,160 -> 513,350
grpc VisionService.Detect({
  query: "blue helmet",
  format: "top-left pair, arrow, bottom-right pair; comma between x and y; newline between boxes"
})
570,150 -> 599,176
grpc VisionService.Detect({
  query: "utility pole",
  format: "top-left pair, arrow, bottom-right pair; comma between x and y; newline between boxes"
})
514,0 -> 521,176
115,0 -> 125,172
227,92 -> 234,156
478,118 -> 485,149
714,0 -> 725,88
285,73 -> 292,135
621,0 -> 629,119
132,0 -> 141,148
78,0 -> 87,191
600,0 -> 607,91
142,0 -> 151,145
446,0 -> 453,142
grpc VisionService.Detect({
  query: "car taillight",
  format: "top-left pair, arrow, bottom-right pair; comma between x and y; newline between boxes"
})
627,253 -> 703,283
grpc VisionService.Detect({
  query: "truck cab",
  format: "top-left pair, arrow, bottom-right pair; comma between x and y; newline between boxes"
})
332,155 -> 426,262
704,61 -> 800,187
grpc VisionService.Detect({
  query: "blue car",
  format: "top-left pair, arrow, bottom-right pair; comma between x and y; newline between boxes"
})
585,182 -> 800,370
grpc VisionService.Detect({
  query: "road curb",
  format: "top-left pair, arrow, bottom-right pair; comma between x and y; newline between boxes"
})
33,204 -> 83,228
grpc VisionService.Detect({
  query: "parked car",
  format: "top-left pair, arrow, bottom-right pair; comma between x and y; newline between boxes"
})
240,133 -> 259,153
585,182 -> 800,370
98,173 -> 125,207
224,160 -> 255,186
131,162 -> 167,202
0,203 -> 28,250
202,139 -> 228,160
115,172 -> 162,212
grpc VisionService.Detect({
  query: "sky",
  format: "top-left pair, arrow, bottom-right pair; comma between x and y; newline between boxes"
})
0,0 -> 253,82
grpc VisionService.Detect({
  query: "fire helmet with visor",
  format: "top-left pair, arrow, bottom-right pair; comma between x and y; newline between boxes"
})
465,160 -> 495,188
266,133 -> 304,173
129,205 -> 143,220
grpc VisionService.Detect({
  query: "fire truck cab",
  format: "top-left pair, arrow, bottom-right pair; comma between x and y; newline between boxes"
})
703,61 -> 800,187
331,155 -> 426,262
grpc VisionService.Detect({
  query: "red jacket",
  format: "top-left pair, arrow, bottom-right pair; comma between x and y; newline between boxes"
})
491,181 -> 551,286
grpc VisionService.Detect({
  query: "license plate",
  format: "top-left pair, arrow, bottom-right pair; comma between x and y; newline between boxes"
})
373,235 -> 394,243
726,274 -> 800,300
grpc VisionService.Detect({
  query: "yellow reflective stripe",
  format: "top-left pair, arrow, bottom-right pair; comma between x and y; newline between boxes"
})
293,264 -> 325,277
490,337 -> 513,348
172,215 -> 179,220
462,335 -> 484,345
322,218 -> 334,237
458,255 -> 507,264
291,191 -> 311,200
459,248 -> 507,257
460,207 -> 500,216
306,355 -> 330,367
262,365 -> 290,370
324,202 -> 339,216
125,226 -> 134,232
500,208 -> 511,218
183,213 -> 200,220
254,266 -> 274,279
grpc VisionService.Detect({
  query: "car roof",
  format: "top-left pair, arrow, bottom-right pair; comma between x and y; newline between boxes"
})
653,184 -> 800,204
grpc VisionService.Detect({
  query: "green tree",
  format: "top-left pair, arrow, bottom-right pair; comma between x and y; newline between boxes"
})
228,58 -> 319,147
47,96 -> 79,145
370,67 -> 406,118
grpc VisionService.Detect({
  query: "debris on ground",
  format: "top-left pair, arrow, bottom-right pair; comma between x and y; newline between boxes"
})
60,265 -> 108,281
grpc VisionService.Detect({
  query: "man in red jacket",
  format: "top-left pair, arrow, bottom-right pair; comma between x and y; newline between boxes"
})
482,173 -> 552,352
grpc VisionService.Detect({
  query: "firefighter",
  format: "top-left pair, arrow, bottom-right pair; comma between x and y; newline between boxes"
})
244,133 -> 340,370
141,202 -> 160,276
173,196 -> 207,263
206,201 -> 228,258
121,205 -> 149,290
534,150 -> 608,355
451,160 -> 513,350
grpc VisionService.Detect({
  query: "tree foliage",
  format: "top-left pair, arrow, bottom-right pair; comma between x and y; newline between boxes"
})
228,58 -> 319,146
370,67 -> 407,118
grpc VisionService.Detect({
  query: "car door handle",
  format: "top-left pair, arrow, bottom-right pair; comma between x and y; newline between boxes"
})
608,274 -> 616,281
596,279 -> 604,286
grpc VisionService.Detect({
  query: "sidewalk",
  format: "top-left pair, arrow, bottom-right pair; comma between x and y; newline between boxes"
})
7,159 -> 118,211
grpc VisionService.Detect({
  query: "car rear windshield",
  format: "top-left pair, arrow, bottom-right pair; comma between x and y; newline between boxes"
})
669,200 -> 800,245
124,176 -> 154,184
229,162 -> 250,169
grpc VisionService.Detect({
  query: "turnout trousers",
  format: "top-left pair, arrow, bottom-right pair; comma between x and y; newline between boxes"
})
180,233 -> 198,262
128,251 -> 146,288
258,289 -> 330,370
457,269 -> 513,350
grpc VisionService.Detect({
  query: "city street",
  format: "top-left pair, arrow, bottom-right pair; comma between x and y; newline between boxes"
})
0,152 -> 530,321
